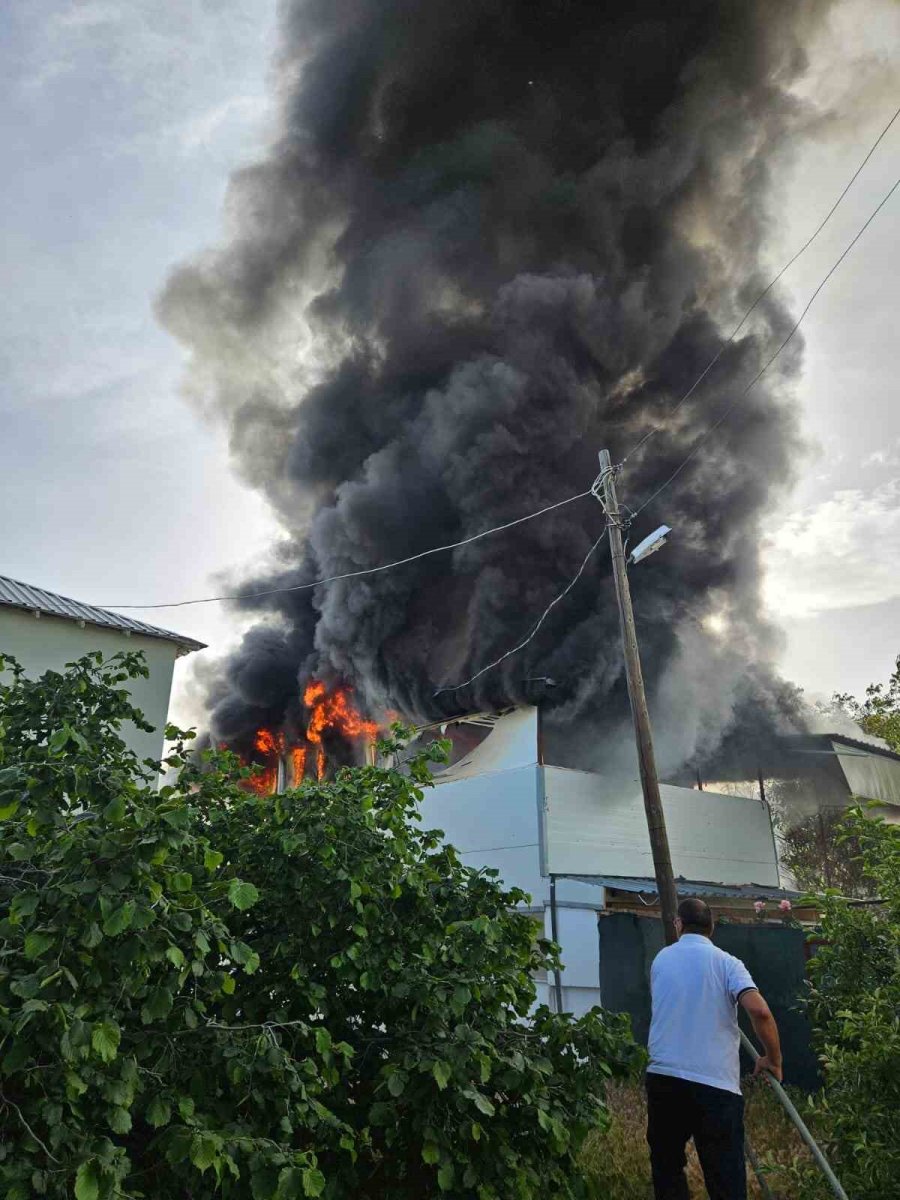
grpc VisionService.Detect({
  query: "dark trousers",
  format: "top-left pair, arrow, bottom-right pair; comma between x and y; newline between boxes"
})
646,1072 -> 746,1200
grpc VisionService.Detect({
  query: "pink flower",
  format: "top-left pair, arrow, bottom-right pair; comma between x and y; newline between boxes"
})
753,901 -> 766,914
779,899 -> 792,913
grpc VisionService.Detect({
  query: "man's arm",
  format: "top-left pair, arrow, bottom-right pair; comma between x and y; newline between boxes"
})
739,989 -> 783,1081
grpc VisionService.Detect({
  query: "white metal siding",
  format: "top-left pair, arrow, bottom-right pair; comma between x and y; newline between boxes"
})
421,764 -> 545,901
542,766 -> 779,886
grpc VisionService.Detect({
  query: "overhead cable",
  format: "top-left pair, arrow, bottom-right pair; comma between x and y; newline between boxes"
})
98,488 -> 594,610
623,99 -> 900,464
433,527 -> 608,695
631,171 -> 900,521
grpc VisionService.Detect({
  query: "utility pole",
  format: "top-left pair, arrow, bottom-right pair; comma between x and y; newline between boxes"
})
598,450 -> 679,945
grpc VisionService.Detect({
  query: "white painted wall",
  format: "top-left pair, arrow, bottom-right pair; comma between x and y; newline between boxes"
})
0,608 -> 178,763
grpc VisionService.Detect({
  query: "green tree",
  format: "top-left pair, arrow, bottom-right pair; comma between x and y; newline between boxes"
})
833,652 -> 900,752
801,808 -> 900,1200
0,652 -> 640,1198
776,804 -> 876,898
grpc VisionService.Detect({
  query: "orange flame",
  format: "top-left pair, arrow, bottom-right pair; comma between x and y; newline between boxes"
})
239,685 -> 377,790
245,765 -> 277,796
290,747 -> 307,787
302,680 -> 379,780
255,728 -> 286,756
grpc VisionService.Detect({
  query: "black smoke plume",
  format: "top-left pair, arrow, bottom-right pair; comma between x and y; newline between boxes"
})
160,0 -> 830,773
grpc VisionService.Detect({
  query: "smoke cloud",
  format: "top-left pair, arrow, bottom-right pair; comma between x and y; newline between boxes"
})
159,0 -> 832,766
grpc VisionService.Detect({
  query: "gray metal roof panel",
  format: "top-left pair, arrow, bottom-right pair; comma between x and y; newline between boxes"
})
0,575 -> 206,655
556,874 -> 803,900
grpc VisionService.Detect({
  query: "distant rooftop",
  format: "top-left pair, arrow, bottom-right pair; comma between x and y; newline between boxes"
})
807,732 -> 900,764
0,575 -> 206,657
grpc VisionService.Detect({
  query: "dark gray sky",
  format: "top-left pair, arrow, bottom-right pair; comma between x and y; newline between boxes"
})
1,0 -> 897,728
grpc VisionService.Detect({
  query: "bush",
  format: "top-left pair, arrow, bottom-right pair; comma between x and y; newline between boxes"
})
0,652 -> 640,1198
801,808 -> 900,1200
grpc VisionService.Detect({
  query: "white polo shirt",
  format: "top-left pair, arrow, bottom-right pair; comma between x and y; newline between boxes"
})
647,933 -> 757,1095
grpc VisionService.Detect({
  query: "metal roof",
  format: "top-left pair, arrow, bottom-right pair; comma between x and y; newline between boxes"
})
556,874 -> 803,900
812,732 -> 900,764
0,575 -> 206,656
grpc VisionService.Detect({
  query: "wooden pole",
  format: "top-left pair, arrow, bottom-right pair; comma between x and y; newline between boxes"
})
599,450 -> 679,945
549,875 -> 565,1013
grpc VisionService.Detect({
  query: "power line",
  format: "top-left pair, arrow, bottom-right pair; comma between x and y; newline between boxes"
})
98,488 -> 594,610
623,99 -> 900,464
630,171 -> 900,522
434,527 -> 608,696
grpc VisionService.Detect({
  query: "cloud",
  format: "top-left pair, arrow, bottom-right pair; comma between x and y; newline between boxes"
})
863,438 -> 900,470
763,478 -> 900,617
173,95 -> 270,155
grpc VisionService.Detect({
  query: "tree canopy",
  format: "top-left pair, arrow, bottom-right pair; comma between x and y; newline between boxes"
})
834,652 -> 900,753
0,651 -> 639,1199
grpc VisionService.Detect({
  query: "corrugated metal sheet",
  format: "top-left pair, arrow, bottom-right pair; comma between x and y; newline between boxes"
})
558,874 -> 802,899
0,575 -> 205,655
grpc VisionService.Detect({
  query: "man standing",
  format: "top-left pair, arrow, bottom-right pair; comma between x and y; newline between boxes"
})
646,897 -> 783,1200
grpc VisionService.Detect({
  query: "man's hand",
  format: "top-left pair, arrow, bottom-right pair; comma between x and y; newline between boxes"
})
740,989 -> 783,1083
752,1054 -> 783,1082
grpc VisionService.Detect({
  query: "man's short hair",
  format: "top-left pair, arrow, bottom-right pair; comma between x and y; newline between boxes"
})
678,897 -> 713,935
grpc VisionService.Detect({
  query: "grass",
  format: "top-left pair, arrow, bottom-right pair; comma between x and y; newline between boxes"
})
578,1080 -> 831,1199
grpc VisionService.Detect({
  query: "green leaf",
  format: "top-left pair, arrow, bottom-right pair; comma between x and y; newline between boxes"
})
204,848 -> 224,871
141,987 -> 174,1023
227,878 -> 260,911
473,1093 -> 495,1117
82,922 -> 103,949
432,1060 -> 451,1090
275,1167 -> 302,1198
165,945 -> 185,968
178,1095 -> 195,1120
0,798 -> 20,820
302,1168 -> 326,1197
190,1132 -> 220,1172
146,1094 -> 172,1128
170,872 -> 193,892
10,892 -> 39,920
314,1028 -> 332,1056
221,974 -> 235,995
102,901 -> 135,937
103,795 -> 126,823
91,1020 -> 121,1063
24,931 -> 53,959
437,1163 -> 454,1191
65,1071 -> 88,1098
108,1106 -> 132,1134
422,1141 -> 440,1164
451,984 -> 471,1013
74,1161 -> 100,1200
48,726 -> 70,753
387,1070 -> 407,1097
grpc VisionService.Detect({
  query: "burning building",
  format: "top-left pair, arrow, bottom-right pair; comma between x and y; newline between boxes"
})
160,1 -> 833,775
236,680 -> 382,793
154,1 -> 891,1021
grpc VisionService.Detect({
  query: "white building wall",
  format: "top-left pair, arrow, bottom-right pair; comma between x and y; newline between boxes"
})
425,707 -> 780,1014
0,608 -> 178,764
